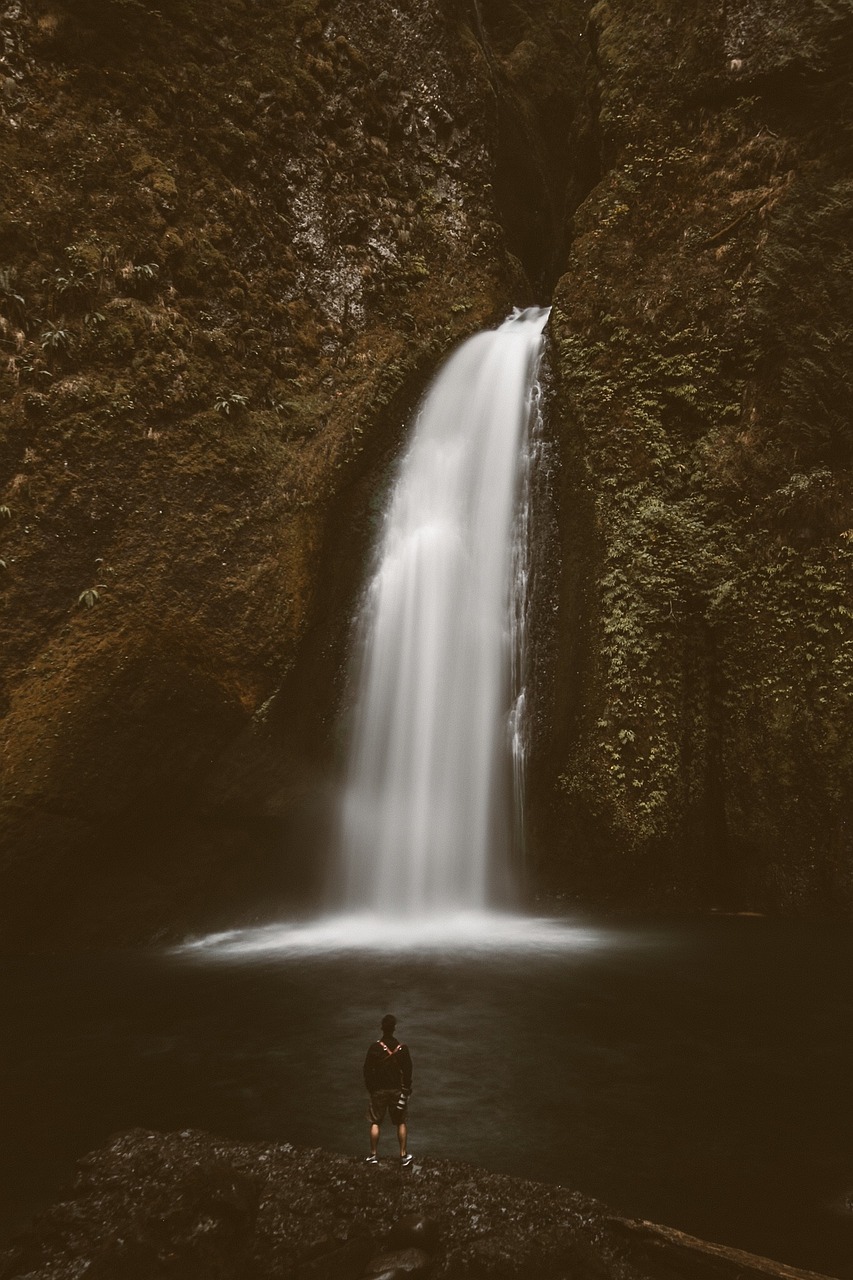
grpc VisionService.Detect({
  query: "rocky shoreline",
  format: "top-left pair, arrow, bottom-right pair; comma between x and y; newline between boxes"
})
0,1129 -> 838,1280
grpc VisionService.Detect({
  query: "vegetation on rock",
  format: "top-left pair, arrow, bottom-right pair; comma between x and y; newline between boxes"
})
0,0 -> 539,942
0,0 -> 850,938
537,0 -> 853,913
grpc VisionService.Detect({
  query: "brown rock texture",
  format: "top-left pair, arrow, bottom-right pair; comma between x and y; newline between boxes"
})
0,0 -> 587,944
0,1129 -> 840,1280
0,0 -> 851,942
530,0 -> 853,915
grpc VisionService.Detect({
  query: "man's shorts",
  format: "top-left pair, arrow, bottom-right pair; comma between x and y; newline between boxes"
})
367,1088 -> 408,1124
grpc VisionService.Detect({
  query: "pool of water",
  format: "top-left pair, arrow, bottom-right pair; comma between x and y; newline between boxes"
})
2,916 -> 852,1277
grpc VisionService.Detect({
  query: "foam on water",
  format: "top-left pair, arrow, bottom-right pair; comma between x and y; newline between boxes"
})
178,912 -> 604,960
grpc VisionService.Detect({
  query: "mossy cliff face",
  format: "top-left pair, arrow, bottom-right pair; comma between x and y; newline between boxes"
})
0,0 -> 593,944
0,0 -> 850,943
536,0 -> 853,913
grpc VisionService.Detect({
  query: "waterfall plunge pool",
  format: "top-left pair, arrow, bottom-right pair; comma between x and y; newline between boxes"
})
3,916 -> 853,1278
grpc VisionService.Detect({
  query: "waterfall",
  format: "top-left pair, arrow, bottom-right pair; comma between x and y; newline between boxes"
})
338,307 -> 550,918
182,306 -> 601,952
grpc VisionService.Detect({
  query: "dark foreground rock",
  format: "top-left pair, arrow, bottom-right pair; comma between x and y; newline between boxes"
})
0,1129 -> 838,1280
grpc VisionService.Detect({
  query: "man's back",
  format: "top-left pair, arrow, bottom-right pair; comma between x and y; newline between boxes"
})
363,1035 -> 413,1093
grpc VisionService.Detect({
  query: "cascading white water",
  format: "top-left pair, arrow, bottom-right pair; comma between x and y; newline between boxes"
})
181,305 -> 601,952
338,307 -> 550,918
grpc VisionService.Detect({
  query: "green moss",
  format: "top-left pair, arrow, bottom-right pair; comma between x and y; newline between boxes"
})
131,154 -> 179,204
539,0 -> 853,908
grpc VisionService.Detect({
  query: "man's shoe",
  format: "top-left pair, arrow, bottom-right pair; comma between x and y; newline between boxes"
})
400,1153 -> 414,1168
364,1154 -> 379,1165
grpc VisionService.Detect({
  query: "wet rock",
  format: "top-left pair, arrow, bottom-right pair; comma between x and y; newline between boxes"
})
364,1247 -> 432,1276
298,1236 -> 374,1280
387,1215 -> 440,1253
369,1270 -> 425,1280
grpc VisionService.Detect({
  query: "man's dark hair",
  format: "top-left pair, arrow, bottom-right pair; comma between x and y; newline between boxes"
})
381,1014 -> 397,1034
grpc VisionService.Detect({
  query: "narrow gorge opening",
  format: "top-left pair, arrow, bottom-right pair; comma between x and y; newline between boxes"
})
469,0 -> 602,294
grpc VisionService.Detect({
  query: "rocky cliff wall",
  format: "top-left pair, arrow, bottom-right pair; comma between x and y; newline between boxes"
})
0,0 -> 850,943
532,0 -> 853,914
0,0 -> 584,943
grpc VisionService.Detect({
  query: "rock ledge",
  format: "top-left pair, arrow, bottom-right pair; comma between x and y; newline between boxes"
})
0,1129 -> 839,1280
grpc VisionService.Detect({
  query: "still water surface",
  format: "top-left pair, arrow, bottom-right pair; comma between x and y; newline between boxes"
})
3,917 -> 852,1277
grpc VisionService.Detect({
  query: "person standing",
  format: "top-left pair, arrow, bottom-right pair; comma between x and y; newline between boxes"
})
363,1013 -> 413,1166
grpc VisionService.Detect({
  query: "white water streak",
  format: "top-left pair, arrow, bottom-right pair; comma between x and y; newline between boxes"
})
338,308 -> 550,916
509,366 -> 546,866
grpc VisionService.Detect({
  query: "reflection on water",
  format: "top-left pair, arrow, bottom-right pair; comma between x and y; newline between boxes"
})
2,918 -> 853,1279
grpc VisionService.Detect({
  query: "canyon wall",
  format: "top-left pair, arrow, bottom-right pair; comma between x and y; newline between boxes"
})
533,0 -> 853,913
0,0 -> 849,942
